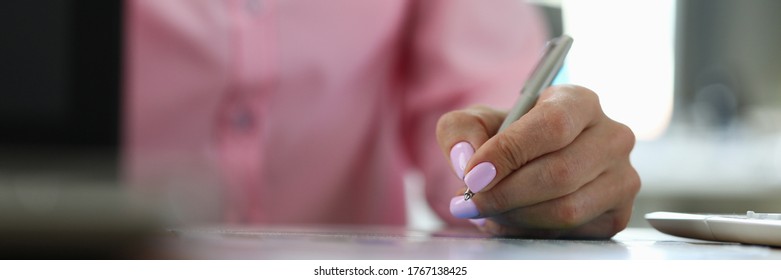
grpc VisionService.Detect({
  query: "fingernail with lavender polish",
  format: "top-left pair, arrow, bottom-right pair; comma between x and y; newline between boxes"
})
450,196 -> 479,219
449,142 -> 474,180
464,162 -> 496,193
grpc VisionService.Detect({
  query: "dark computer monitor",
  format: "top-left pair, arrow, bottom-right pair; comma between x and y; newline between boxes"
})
0,0 -> 122,148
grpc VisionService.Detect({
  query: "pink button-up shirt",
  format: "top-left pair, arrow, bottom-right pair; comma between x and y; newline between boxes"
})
123,0 -> 546,226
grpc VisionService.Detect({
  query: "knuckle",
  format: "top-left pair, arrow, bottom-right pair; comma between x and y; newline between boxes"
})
577,85 -> 600,103
551,199 -> 585,228
613,122 -> 636,155
538,103 -> 575,144
602,121 -> 635,159
540,158 -> 577,190
626,167 -> 642,196
563,84 -> 600,105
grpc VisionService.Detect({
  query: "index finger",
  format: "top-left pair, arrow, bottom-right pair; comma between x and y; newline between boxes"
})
463,85 -> 603,194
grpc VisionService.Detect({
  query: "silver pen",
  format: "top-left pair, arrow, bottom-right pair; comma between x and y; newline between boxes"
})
464,35 -> 573,201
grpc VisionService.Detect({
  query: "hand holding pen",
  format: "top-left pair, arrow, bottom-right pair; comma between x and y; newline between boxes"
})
436,35 -> 640,239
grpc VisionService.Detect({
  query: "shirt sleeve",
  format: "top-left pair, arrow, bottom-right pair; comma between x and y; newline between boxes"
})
401,0 -> 548,226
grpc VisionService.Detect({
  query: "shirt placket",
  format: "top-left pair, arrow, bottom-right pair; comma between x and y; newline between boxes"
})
217,0 -> 276,223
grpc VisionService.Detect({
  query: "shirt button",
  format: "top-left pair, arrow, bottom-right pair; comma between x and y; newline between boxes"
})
231,109 -> 255,132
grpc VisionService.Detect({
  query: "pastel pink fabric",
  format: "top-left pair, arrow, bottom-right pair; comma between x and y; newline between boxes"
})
123,0 -> 546,226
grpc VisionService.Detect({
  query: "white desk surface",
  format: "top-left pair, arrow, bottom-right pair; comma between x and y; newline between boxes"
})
161,226 -> 781,260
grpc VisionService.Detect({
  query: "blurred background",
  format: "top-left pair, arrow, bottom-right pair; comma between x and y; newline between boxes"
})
0,0 -> 121,190
1,0 -> 780,230
535,0 -> 781,227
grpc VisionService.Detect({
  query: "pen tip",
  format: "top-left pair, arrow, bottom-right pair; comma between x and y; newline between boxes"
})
464,190 -> 474,201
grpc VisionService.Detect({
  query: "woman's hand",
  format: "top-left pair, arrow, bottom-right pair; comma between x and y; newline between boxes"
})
436,85 -> 640,239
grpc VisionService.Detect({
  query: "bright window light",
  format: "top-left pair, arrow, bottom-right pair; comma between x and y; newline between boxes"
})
561,0 -> 676,140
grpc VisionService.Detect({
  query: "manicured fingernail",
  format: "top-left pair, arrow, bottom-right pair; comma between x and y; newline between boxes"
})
464,162 -> 496,193
469,218 -> 486,227
450,196 -> 479,219
449,142 -> 474,180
